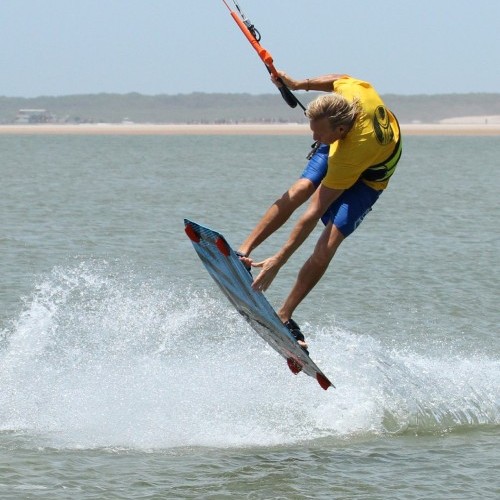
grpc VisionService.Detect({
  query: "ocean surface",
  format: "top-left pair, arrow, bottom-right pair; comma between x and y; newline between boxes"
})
1,133 -> 499,499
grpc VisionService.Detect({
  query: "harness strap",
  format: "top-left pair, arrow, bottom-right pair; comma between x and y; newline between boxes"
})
362,115 -> 402,183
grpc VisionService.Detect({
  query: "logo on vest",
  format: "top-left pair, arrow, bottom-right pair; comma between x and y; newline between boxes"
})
373,106 -> 394,145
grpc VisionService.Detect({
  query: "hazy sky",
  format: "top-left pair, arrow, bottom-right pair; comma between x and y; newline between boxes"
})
2,0 -> 499,97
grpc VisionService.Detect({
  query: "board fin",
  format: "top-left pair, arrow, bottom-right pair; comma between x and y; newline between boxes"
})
185,223 -> 200,243
287,357 -> 303,375
215,236 -> 230,256
316,373 -> 333,390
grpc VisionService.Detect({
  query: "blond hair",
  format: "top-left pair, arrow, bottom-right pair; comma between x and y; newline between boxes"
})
306,93 -> 360,131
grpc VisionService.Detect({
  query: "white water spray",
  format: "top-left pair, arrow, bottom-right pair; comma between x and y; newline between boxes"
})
1,261 -> 498,450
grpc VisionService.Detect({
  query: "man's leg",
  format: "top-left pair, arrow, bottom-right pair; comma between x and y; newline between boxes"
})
278,221 -> 344,324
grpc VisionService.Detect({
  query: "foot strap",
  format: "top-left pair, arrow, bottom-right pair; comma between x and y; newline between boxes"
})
284,319 -> 309,355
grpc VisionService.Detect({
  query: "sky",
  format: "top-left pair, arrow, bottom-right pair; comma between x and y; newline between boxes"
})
2,0 -> 499,97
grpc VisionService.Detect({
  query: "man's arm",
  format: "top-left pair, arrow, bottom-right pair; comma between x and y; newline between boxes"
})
274,72 -> 346,93
251,184 -> 344,291
238,178 -> 316,257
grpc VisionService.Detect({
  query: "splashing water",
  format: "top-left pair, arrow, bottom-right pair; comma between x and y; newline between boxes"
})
0,261 -> 498,450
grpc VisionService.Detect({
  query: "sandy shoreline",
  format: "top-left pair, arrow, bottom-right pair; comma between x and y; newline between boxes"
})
1,123 -> 499,136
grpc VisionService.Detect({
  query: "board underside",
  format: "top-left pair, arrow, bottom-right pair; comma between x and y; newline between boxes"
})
184,219 -> 333,390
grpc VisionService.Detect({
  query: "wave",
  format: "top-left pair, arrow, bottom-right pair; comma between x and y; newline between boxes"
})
0,261 -> 498,450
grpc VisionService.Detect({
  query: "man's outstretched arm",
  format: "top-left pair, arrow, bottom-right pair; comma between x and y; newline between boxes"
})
251,184 -> 344,292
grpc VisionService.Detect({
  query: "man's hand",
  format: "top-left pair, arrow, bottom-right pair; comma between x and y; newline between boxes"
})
271,70 -> 298,90
251,255 -> 283,292
236,251 -> 252,274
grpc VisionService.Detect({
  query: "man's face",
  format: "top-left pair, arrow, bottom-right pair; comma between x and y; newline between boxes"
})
310,117 -> 344,145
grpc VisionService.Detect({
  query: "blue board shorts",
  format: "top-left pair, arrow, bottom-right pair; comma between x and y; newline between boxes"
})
301,143 -> 329,187
300,143 -> 382,238
320,181 -> 382,237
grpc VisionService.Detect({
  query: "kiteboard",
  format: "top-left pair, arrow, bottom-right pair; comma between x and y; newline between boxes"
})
184,218 -> 333,390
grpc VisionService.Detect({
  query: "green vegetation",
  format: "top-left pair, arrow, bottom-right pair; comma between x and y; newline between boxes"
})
1,92 -> 499,124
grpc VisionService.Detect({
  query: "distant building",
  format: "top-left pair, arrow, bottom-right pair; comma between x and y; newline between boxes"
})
15,109 -> 53,124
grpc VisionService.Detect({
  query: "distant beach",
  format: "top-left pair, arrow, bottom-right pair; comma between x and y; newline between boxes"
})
1,122 -> 499,136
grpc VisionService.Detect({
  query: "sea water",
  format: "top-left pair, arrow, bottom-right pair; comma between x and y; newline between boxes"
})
0,134 -> 499,499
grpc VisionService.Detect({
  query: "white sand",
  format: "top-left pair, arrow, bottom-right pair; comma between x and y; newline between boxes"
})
0,122 -> 499,136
